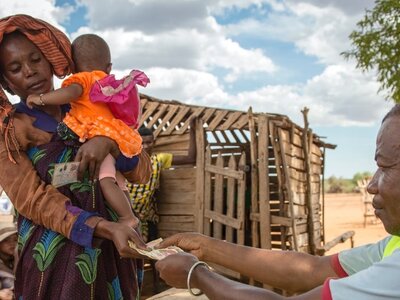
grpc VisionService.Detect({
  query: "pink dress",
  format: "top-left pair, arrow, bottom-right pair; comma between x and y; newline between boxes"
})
89,69 -> 150,129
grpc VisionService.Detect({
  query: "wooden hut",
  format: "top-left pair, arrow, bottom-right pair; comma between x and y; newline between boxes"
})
138,94 -> 354,275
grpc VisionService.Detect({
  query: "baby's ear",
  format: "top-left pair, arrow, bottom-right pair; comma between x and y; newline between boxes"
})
106,62 -> 112,75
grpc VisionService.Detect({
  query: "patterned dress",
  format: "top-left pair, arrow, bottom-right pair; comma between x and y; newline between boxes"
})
14,124 -> 143,300
127,153 -> 172,241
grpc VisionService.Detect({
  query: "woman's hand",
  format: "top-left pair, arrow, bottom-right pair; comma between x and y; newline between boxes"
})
74,136 -> 120,181
95,219 -> 148,258
156,232 -> 211,260
155,252 -> 199,289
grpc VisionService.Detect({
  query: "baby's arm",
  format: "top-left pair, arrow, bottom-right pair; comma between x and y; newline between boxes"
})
26,83 -> 83,109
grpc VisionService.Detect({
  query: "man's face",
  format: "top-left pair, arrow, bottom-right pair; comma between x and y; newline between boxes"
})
368,116 -> 400,235
141,135 -> 154,154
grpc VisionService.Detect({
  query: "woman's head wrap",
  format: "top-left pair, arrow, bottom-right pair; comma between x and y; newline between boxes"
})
0,14 -> 74,162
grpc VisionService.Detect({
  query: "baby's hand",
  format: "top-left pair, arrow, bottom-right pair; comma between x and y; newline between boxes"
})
26,94 -> 43,109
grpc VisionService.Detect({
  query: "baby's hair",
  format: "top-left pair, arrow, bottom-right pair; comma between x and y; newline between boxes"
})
72,34 -> 111,73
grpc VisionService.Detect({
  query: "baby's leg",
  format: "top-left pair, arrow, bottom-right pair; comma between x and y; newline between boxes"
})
100,155 -> 138,228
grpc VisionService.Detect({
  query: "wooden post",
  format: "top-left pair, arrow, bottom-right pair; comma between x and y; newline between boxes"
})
269,122 -> 288,250
204,146 -> 212,236
321,146 -> 326,245
226,156 -> 237,243
277,128 -> 299,251
213,153 -> 224,239
248,107 -> 259,248
195,118 -> 205,233
237,153 -> 246,246
258,115 -> 271,249
301,107 -> 316,254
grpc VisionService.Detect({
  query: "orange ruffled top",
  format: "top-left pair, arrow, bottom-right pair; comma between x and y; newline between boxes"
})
62,71 -> 142,158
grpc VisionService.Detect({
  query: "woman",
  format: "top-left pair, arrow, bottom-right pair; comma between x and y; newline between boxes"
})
0,14 -> 147,299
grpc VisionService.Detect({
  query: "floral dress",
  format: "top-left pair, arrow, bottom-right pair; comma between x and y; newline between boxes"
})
14,105 -> 143,300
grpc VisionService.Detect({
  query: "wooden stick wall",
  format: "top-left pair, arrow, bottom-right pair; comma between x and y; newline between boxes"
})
139,95 -> 334,258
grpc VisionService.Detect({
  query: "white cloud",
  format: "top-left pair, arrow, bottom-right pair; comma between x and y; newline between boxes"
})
222,2 -> 366,65
116,67 -> 228,104
224,63 -> 391,127
78,0 -> 211,34
1,0 -> 390,129
71,13 -> 276,82
0,0 -> 72,33
286,0 -> 375,15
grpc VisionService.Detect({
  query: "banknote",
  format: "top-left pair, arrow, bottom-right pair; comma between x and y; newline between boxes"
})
128,238 -> 183,260
52,162 -> 80,187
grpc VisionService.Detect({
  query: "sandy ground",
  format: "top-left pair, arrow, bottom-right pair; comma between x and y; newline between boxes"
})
324,193 -> 386,255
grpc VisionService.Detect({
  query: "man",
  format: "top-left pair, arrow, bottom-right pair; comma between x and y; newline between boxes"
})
127,119 -> 197,242
155,105 -> 400,299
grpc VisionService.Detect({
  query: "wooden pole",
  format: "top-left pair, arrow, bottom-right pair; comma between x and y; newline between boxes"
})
195,118 -> 205,233
248,107 -> 259,248
237,153 -> 246,246
204,146 -> 212,236
276,128 -> 299,251
257,115 -> 271,249
225,156 -> 237,243
301,107 -> 316,254
321,146 -> 326,245
213,153 -> 224,239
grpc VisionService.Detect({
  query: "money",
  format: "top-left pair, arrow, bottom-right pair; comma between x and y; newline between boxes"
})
52,162 -> 80,187
128,238 -> 183,260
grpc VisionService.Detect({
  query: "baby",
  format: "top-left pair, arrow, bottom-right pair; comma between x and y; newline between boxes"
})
27,34 -> 150,228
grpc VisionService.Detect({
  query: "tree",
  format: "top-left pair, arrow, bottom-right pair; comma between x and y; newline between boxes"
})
352,171 -> 373,185
342,0 -> 400,102
325,176 -> 355,193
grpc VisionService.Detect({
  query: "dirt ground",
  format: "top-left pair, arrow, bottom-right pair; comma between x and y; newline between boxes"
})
323,192 -> 386,255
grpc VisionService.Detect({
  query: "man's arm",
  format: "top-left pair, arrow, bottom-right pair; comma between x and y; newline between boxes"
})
158,233 -> 337,293
191,265 -> 324,300
156,252 -> 324,300
204,237 -> 335,293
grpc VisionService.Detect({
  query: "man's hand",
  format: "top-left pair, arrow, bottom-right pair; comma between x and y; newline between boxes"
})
156,252 -> 199,289
156,232 -> 210,260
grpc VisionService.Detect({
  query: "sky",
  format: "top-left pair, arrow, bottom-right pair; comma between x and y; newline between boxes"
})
0,0 -> 393,179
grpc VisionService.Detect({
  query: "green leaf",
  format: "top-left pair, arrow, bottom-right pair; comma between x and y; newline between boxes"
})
75,260 -> 94,284
33,253 -> 44,272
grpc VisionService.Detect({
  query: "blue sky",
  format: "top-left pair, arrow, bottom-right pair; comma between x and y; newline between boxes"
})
1,0 -> 392,178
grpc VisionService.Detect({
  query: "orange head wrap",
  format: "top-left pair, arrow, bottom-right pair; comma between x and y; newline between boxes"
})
0,14 -> 74,162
